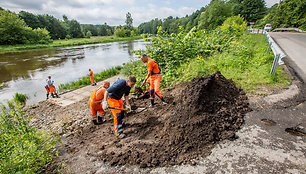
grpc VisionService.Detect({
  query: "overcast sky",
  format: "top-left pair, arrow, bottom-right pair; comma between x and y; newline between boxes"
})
0,0 -> 280,26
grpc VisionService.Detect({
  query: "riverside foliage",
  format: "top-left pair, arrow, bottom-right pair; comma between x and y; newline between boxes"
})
58,66 -> 122,92
0,100 -> 58,173
122,15 -> 290,92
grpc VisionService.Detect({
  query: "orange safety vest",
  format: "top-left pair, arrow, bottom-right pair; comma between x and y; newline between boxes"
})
90,86 -> 106,103
147,58 -> 161,76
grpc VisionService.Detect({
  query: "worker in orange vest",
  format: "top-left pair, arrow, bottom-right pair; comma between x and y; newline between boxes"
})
45,76 -> 59,99
89,81 -> 110,125
89,69 -> 97,86
140,54 -> 167,107
102,76 -> 136,139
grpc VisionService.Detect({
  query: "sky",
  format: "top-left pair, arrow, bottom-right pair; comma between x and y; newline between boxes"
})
0,0 -> 280,26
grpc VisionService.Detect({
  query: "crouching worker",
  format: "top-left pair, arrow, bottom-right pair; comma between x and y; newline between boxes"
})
89,81 -> 110,125
46,76 -> 59,99
102,76 -> 136,139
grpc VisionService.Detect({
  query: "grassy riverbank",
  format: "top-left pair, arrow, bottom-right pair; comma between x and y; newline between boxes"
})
58,66 -> 122,93
0,35 -> 142,54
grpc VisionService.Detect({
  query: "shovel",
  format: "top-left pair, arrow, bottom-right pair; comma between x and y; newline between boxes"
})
109,107 -> 129,111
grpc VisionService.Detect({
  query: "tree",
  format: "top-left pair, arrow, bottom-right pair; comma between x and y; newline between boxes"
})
198,0 -> 233,30
0,10 -> 29,44
67,20 -> 84,38
256,0 -> 306,30
19,11 -> 40,29
231,0 -> 267,22
0,10 -> 51,45
125,12 -> 133,29
62,15 -> 84,38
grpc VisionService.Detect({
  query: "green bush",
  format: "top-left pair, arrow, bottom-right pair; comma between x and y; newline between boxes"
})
0,101 -> 58,173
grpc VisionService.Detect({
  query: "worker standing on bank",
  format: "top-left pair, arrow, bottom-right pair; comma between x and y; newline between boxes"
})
140,54 -> 167,107
102,76 -> 136,139
89,69 -> 97,86
89,81 -> 110,125
46,76 -> 59,99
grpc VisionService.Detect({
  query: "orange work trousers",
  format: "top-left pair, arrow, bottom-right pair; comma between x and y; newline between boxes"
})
90,76 -> 95,84
88,100 -> 105,120
107,98 -> 124,136
149,75 -> 163,99
46,86 -> 56,94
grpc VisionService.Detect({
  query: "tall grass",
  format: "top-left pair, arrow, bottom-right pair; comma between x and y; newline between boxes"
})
0,100 -> 58,173
58,66 -> 122,92
0,35 -> 142,54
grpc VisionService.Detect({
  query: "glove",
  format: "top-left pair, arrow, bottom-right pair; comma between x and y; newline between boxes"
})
126,105 -> 131,112
102,101 -> 109,110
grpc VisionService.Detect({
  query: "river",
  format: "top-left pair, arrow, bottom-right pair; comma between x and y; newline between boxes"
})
0,39 -> 148,105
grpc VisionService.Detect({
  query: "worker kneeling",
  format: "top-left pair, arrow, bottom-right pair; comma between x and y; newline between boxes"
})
89,81 -> 110,125
102,76 -> 136,139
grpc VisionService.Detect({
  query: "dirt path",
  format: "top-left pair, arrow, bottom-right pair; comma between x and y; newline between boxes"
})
25,71 -> 306,174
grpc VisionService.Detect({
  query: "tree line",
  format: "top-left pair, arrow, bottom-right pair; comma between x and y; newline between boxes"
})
1,0 -> 304,45
138,0 -> 305,34
0,8 -> 135,45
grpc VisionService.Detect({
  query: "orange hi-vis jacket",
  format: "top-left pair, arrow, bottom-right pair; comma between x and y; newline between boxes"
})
147,58 -> 161,76
89,86 -> 106,118
147,58 -> 163,99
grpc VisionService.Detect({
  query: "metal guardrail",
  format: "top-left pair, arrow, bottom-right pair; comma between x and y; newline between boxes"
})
273,28 -> 306,32
248,29 -> 286,75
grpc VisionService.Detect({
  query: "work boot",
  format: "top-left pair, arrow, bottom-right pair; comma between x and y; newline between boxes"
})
118,133 -> 126,139
98,116 -> 105,123
92,119 -> 102,125
149,99 -> 154,107
51,93 -> 54,98
46,94 -> 49,99
161,98 -> 168,105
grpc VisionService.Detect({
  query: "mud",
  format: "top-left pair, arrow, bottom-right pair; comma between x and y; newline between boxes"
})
25,71 -> 251,171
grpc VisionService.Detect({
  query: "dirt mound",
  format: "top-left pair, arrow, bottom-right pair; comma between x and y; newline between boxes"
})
98,71 -> 250,167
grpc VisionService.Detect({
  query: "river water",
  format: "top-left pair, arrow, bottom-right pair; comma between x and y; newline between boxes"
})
0,39 -> 148,105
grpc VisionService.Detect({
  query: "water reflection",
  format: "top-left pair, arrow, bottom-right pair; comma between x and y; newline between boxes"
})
0,39 -> 148,105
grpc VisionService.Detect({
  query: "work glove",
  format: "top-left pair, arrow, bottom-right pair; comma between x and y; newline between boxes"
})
126,105 -> 132,112
102,101 -> 109,110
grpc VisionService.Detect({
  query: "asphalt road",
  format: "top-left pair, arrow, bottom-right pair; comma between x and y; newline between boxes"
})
269,32 -> 306,83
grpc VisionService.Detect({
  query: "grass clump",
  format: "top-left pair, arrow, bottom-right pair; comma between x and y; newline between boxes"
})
13,93 -> 29,106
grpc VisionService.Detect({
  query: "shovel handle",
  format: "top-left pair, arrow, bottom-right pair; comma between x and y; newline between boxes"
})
109,107 -> 128,111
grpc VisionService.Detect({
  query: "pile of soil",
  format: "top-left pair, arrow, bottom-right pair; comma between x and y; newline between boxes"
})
98,71 -> 250,167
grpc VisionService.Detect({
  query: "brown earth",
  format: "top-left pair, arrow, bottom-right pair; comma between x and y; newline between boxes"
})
25,71 -> 251,172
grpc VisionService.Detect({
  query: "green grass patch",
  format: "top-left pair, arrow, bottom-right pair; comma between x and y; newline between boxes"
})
0,100 -> 59,173
0,35 -> 142,54
58,66 -> 122,92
